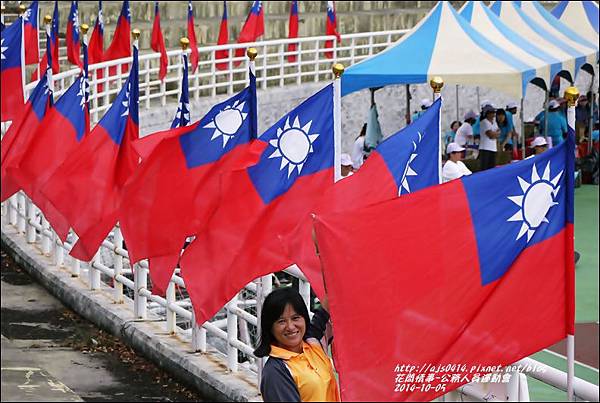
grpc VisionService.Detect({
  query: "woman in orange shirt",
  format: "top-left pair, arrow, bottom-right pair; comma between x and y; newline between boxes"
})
254,287 -> 340,402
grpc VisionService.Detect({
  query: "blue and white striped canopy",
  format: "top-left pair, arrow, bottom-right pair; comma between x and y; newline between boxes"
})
491,1 -> 596,81
341,2 -> 535,99
552,1 -> 599,53
460,1 -> 560,89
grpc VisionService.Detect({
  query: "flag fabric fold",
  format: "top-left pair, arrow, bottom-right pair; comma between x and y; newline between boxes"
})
287,0 -> 299,63
103,0 -> 131,78
23,1 -> 39,65
1,74 -> 52,201
1,16 -> 25,122
216,1 -> 229,71
312,128 -> 575,401
41,42 -> 139,261
66,1 -> 82,68
234,1 -> 263,64
120,67 -> 261,295
179,84 -> 335,324
287,98 -> 442,299
187,1 -> 199,73
8,74 -> 90,240
325,1 -> 341,59
89,1 -> 105,92
151,1 -> 168,81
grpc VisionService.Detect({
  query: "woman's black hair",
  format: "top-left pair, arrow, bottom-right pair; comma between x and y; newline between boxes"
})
450,120 -> 461,130
253,287 -> 311,358
356,123 -> 367,140
496,108 -> 507,128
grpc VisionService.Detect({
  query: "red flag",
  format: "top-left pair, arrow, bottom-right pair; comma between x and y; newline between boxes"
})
287,0 -> 299,63
66,1 -> 82,68
187,1 -> 199,73
40,45 -> 139,261
23,1 -> 39,65
151,1 -> 168,81
313,135 -> 575,401
103,0 -> 131,80
8,76 -> 90,240
179,85 -> 335,324
215,1 -> 229,71
234,1 -> 263,65
325,1 -> 341,59
31,1 -> 60,81
89,1 -> 105,92
1,75 -> 51,202
119,70 -> 261,295
1,17 -> 25,122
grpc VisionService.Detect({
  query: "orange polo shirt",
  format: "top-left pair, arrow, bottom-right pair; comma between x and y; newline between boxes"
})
269,341 -> 340,402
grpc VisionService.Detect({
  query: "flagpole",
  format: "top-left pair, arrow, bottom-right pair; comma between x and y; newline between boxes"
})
430,76 -> 443,185
333,63 -> 344,182
19,5 -> 26,95
564,86 -> 578,402
43,14 -> 54,93
247,47 -> 258,135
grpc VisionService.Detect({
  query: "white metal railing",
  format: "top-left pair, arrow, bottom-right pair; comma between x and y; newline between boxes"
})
22,30 -> 408,126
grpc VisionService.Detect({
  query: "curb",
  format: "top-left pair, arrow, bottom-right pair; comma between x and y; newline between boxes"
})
1,222 -> 262,402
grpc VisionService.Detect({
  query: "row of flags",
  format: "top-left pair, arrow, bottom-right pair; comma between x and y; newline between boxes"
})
10,0 -> 340,84
2,8 -> 575,402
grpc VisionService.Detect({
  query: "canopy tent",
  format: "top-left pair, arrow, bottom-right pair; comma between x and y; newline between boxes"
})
552,1 -> 599,47
341,1 -> 536,99
460,1 -> 560,89
490,1 -> 593,81
519,1 -> 597,71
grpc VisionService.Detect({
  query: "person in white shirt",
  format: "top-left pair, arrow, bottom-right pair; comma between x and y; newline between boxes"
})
479,105 -> 500,171
351,123 -> 367,170
340,153 -> 354,178
455,110 -> 478,147
443,143 -> 472,183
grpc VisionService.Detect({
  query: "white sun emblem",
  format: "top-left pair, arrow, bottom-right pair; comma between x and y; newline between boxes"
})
268,116 -> 319,178
98,9 -> 104,30
23,8 -> 32,22
72,9 -> 80,31
507,162 -> 563,243
77,76 -> 89,110
120,82 -> 131,117
176,102 -> 190,124
1,38 -> 7,60
204,100 -> 248,147
399,131 -> 422,195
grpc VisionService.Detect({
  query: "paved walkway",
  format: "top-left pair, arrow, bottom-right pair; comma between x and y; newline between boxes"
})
1,248 -> 203,402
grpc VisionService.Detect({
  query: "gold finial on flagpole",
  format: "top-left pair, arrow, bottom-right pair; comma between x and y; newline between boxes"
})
564,87 -> 579,107
247,48 -> 258,61
80,23 -> 89,35
430,76 -> 444,93
132,29 -> 141,40
43,14 -> 52,25
180,37 -> 190,50
332,63 -> 345,79
19,4 -> 27,15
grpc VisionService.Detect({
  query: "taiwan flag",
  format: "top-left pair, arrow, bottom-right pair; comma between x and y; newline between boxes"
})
216,1 -> 229,71
325,1 -> 340,59
9,74 -> 90,241
180,84 -> 336,324
151,1 -> 168,81
103,0 -> 131,78
66,1 -> 82,68
120,66 -> 261,295
41,43 -> 139,262
287,0 -> 299,63
1,16 -> 25,122
288,97 -> 442,299
171,52 -> 190,129
234,1 -> 263,64
187,0 -> 199,73
1,74 -> 52,202
23,1 -> 39,65
312,128 -> 575,401
32,0 -> 59,80
89,1 -> 104,91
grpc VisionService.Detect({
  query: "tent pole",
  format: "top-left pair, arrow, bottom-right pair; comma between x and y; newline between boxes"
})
520,98 -> 525,160
476,86 -> 480,110
405,84 -> 411,125
544,91 -> 550,146
456,84 -> 459,122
